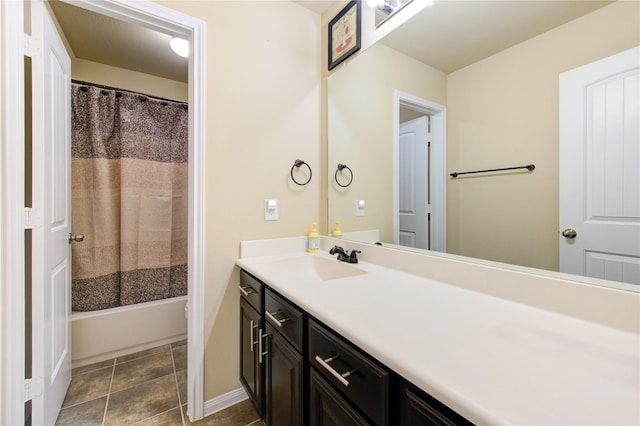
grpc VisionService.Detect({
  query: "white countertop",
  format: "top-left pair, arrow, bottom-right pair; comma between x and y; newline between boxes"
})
236,249 -> 640,425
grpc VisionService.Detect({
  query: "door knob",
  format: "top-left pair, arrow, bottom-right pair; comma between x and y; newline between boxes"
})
68,233 -> 85,244
562,228 -> 577,239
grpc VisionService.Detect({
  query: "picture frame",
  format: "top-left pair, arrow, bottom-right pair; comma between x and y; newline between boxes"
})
328,0 -> 361,70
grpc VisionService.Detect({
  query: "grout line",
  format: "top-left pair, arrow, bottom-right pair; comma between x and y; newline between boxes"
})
170,345 -> 186,426
114,345 -> 172,366
129,407 -> 182,426
108,372 -> 178,397
64,344 -> 189,426
101,358 -> 116,426
58,394 -> 108,411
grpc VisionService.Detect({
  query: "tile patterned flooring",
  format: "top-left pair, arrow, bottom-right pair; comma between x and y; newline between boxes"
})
56,340 -> 261,426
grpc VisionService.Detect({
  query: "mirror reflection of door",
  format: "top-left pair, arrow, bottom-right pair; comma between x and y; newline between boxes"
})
398,114 -> 430,249
560,47 -> 640,287
395,94 -> 446,252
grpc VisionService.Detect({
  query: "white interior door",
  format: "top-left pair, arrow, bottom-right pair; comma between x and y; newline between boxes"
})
559,46 -> 640,286
398,116 -> 430,249
31,0 -> 73,423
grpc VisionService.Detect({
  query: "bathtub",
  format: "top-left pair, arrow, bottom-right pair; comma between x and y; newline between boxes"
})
71,295 -> 188,368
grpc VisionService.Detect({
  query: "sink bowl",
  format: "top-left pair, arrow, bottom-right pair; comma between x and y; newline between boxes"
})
277,255 -> 367,281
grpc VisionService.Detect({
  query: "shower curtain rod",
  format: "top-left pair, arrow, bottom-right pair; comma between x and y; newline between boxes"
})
71,79 -> 188,105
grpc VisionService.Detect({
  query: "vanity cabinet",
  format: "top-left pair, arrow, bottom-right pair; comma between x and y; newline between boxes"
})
310,369 -> 368,426
239,271 -> 264,416
309,319 -> 388,425
263,289 -> 304,426
397,380 -> 472,426
239,269 -> 471,426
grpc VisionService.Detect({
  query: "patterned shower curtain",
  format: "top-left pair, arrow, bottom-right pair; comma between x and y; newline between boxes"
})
71,84 -> 188,312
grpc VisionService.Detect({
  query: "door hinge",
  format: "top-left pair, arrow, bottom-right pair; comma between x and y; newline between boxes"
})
24,377 -> 42,402
24,207 -> 35,229
25,378 -> 31,402
24,34 -> 33,58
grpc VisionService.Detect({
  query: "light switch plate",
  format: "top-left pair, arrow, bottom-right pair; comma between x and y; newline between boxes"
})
265,199 -> 278,221
356,199 -> 365,217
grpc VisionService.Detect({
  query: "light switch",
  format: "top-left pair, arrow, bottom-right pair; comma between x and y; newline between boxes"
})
356,199 -> 365,217
265,199 -> 278,221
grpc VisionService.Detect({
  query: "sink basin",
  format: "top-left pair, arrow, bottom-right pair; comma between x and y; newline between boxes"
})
276,255 -> 367,281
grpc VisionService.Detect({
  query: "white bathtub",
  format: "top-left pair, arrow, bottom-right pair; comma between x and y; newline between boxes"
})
71,296 -> 188,368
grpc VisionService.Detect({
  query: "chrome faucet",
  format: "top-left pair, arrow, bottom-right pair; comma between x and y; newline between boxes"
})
329,246 -> 361,264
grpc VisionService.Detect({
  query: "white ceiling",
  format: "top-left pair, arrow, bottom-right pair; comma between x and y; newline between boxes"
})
380,0 -> 613,73
48,0 -> 188,83
49,0 -> 612,83
294,0 -> 337,15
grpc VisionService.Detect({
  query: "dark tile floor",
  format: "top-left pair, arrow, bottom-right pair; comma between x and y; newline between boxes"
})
56,340 -> 261,425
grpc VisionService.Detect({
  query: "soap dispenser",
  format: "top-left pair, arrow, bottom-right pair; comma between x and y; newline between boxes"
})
307,222 -> 319,253
331,220 -> 342,238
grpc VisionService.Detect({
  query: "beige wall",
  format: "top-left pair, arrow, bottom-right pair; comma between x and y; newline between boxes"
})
71,58 -> 188,101
152,1 -> 321,401
446,1 -> 640,270
328,43 -> 446,242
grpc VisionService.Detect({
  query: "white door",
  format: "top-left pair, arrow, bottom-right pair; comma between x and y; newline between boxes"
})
398,116 -> 430,249
559,46 -> 640,286
31,0 -> 73,423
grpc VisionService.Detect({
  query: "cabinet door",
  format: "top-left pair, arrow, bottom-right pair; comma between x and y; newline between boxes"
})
265,323 -> 303,426
399,384 -> 472,426
240,298 -> 263,416
309,369 -> 368,426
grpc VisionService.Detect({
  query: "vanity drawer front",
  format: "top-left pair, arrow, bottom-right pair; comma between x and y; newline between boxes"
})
265,289 -> 303,352
239,270 -> 263,312
309,319 -> 388,426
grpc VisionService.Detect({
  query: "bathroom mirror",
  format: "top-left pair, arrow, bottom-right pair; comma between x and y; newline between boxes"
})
327,0 -> 640,291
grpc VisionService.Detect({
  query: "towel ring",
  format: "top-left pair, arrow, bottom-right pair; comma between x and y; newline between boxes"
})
335,164 -> 353,188
291,160 -> 312,186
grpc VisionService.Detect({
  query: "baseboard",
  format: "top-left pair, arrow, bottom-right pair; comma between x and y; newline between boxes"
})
203,387 -> 249,418
71,333 -> 188,368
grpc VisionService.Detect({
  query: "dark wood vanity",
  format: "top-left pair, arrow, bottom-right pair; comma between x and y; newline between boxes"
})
239,269 -> 472,425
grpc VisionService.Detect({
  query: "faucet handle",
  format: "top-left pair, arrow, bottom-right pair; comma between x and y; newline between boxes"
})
330,245 -> 345,255
348,250 -> 361,263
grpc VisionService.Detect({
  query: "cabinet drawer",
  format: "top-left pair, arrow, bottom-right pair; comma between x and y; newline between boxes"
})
309,319 -> 388,425
240,270 -> 263,312
265,289 -> 303,352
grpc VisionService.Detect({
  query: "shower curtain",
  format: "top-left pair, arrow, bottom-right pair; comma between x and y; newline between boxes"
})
71,84 -> 188,312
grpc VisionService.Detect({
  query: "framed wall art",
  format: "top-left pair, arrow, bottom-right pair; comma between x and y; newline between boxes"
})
328,0 -> 361,70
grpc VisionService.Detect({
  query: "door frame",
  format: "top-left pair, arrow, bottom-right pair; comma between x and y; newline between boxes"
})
393,91 -> 446,252
1,0 -> 206,423
1,1 -> 28,424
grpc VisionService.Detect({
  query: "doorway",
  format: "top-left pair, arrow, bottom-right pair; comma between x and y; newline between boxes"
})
394,91 -> 446,252
13,0 -> 205,424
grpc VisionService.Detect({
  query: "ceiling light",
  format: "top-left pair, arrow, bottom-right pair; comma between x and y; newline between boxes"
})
366,0 -> 385,8
170,37 -> 189,58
